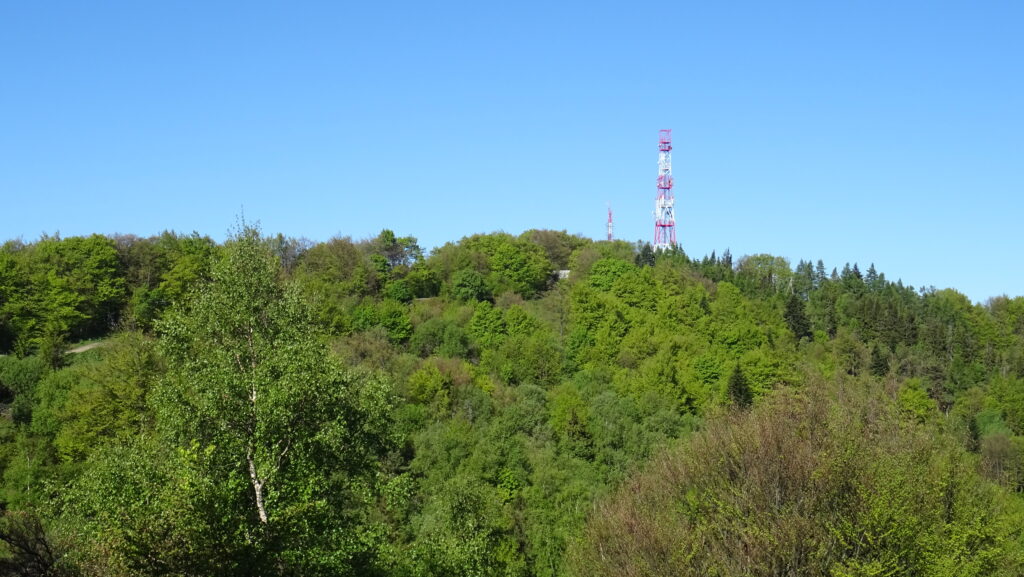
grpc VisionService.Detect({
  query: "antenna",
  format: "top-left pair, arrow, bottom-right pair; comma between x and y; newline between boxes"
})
653,129 -> 676,250
607,203 -> 614,241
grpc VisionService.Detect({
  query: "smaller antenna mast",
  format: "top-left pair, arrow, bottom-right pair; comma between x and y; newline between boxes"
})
607,203 -> 614,241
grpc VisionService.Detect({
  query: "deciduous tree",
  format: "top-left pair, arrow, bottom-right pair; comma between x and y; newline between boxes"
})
153,225 -> 393,574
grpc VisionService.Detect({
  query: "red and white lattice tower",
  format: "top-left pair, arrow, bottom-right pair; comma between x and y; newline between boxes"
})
607,204 -> 614,241
653,129 -> 676,250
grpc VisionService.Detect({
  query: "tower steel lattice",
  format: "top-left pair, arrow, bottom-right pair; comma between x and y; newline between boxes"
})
653,129 -> 676,250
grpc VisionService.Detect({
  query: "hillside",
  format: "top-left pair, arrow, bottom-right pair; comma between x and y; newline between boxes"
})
1,227 -> 1022,576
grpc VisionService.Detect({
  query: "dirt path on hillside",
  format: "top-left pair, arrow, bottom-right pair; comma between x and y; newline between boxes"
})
68,342 -> 104,354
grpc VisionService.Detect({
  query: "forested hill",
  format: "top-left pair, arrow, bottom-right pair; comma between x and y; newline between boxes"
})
1,227 -> 1023,576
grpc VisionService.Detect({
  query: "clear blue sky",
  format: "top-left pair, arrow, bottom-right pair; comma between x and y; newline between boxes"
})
2,1 -> 1021,302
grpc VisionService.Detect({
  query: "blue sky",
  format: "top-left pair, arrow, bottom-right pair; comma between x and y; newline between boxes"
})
2,1 -> 1021,302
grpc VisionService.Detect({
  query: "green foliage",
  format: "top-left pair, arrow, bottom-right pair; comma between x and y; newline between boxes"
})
431,233 -> 554,301
736,253 -> 793,295
0,355 -> 47,423
450,269 -> 491,302
383,278 -> 414,303
634,242 -> 655,267
586,258 -> 634,292
0,235 -> 126,354
784,292 -> 812,340
482,330 -> 562,388
373,229 -> 423,271
407,362 -> 450,408
467,301 -> 506,348
119,231 -> 218,329
410,316 -> 470,358
989,376 -> 1024,435
60,437 -> 231,575
2,226 -> 1024,577
143,225 -> 395,574
1,430 -> 54,509
295,236 -> 376,298
899,377 -> 935,423
408,474 -> 526,577
479,236 -> 552,298
404,263 -> 441,298
48,333 -> 160,463
726,364 -> 752,408
352,299 -> 414,343
0,509 -> 71,576
567,240 -> 635,280
570,382 -> 1024,577
518,229 -> 590,270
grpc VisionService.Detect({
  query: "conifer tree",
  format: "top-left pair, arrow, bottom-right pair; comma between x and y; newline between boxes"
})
814,259 -> 827,287
727,364 -> 752,408
784,293 -> 812,341
866,263 -> 879,290
635,242 -> 655,267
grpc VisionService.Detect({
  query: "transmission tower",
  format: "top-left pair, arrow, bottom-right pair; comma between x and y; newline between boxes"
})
607,204 -> 614,241
653,129 -> 676,250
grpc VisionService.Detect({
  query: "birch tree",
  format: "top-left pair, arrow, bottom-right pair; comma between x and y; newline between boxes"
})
154,225 -> 392,574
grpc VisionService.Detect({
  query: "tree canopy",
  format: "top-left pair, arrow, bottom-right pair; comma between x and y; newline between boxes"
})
1,225 -> 1023,576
